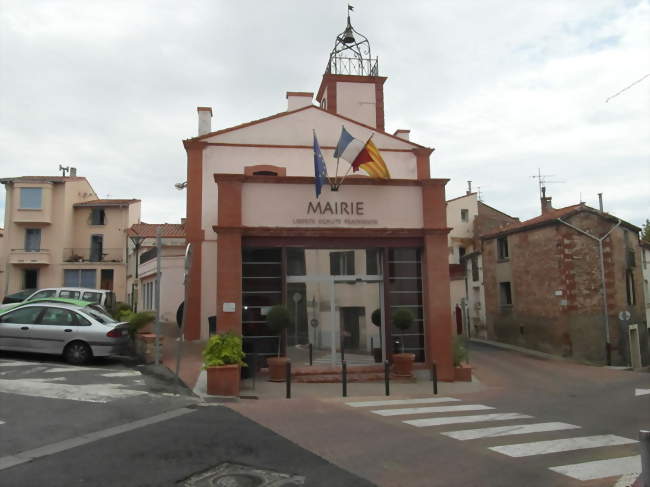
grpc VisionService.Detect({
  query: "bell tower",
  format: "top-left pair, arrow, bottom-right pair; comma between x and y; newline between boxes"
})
316,10 -> 387,131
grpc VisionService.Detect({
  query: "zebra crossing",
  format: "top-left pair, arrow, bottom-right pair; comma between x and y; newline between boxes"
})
0,358 -> 149,403
345,396 -> 641,483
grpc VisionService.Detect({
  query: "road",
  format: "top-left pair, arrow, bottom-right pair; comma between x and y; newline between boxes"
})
230,341 -> 650,487
0,343 -> 648,486
0,351 -> 372,486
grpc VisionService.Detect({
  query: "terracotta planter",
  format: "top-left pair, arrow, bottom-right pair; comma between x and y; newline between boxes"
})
267,356 -> 289,382
206,364 -> 241,396
454,364 -> 472,382
392,353 -> 415,377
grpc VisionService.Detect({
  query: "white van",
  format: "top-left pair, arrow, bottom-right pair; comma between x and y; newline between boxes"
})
2,288 -> 116,311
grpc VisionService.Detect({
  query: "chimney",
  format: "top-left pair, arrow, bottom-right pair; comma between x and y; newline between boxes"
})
466,180 -> 472,195
540,187 -> 553,214
394,129 -> 410,141
598,193 -> 603,212
70,167 -> 77,177
197,107 -> 212,136
286,92 -> 313,111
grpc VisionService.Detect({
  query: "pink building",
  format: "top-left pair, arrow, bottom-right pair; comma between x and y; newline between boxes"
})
181,18 -> 455,379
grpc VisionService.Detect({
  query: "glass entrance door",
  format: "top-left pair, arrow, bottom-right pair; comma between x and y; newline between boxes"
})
286,248 -> 384,366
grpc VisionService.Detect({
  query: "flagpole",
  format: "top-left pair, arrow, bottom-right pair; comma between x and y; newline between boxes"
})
314,129 -> 335,190
337,133 -> 374,188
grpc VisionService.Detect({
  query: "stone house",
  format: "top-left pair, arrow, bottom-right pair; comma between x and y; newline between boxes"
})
481,196 -> 647,367
446,191 -> 518,338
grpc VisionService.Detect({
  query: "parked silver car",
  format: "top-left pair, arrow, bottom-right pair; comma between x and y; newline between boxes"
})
0,302 -> 129,364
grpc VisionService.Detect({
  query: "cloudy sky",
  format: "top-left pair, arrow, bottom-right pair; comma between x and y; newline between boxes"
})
1,0 -> 648,228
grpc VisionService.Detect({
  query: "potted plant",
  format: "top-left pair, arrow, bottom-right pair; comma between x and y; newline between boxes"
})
392,308 -> 415,377
266,304 -> 292,382
202,332 -> 246,396
371,308 -> 382,363
453,336 -> 472,381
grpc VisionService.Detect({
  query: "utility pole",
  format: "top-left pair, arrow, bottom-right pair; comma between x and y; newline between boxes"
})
154,227 -> 162,365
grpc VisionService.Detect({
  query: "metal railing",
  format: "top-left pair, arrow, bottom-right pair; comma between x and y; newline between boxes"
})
63,248 -> 124,263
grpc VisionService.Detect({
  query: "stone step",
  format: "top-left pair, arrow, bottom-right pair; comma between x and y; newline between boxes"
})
292,365 -> 385,376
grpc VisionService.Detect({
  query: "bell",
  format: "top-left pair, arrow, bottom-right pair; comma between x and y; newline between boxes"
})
341,26 -> 355,44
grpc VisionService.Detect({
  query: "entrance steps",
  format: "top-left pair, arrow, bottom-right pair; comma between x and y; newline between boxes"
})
291,364 -> 416,383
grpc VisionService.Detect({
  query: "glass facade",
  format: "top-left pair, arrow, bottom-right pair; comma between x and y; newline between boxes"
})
242,245 -> 425,365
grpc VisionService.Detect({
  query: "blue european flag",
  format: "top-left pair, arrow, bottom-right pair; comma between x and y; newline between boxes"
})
313,131 -> 328,198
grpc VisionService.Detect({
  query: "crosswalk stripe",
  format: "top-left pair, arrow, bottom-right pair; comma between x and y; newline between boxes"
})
442,422 -> 581,440
0,420 -> 4,425
404,413 -> 532,427
490,435 -> 637,457
372,404 -> 493,417
101,371 -> 141,378
346,397 -> 460,408
0,362 -> 36,367
549,455 -> 641,481
45,367 -> 98,373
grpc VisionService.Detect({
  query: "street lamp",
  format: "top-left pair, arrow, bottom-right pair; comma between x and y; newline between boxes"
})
128,234 -> 145,312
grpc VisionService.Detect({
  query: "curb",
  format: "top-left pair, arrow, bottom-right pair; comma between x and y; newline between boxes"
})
469,338 -> 590,365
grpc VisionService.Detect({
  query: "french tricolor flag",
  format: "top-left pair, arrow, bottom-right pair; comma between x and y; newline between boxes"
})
333,126 -> 366,163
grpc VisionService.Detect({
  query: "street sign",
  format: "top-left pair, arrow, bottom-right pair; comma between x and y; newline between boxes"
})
618,310 -> 631,321
310,318 -> 319,328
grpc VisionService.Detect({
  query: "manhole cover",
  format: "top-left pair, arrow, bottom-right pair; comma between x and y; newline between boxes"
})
181,462 -> 305,487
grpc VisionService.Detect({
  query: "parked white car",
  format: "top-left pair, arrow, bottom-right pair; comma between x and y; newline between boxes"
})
0,287 -> 115,312
0,301 -> 129,364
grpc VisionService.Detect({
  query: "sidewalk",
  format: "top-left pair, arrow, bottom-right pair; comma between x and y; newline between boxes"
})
158,322 -> 205,392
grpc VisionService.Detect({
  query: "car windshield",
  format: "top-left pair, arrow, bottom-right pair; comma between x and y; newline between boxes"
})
85,308 -> 118,325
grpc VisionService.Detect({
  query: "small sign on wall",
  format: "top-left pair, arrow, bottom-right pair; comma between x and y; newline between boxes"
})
223,302 -> 236,313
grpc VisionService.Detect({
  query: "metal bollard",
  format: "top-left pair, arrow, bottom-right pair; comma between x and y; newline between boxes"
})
432,362 -> 438,395
640,430 -> 649,487
342,360 -> 347,397
308,343 -> 313,366
286,360 -> 291,399
251,353 -> 257,391
384,360 -> 390,396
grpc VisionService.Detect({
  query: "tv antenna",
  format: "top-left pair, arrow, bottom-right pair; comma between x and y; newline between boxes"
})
531,168 -> 564,199
58,164 -> 70,177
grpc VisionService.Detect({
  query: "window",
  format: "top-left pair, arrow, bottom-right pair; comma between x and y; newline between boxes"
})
63,269 -> 96,288
497,237 -> 509,260
626,270 -> 636,306
90,235 -> 103,262
0,306 -> 43,324
20,188 -> 42,209
59,290 -> 81,299
90,208 -> 105,225
286,248 -> 306,276
40,308 -> 76,326
330,251 -> 355,275
366,248 -> 380,275
31,290 -> 57,300
81,291 -> 101,303
461,209 -> 469,222
458,246 -> 466,264
499,282 -> 512,306
471,255 -> 479,282
25,228 -> 41,251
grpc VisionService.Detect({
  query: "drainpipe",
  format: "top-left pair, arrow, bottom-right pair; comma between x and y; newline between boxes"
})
557,217 -> 621,365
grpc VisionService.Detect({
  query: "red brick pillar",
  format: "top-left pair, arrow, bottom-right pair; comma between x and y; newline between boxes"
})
421,181 -> 454,380
183,140 -> 205,341
215,177 -> 243,336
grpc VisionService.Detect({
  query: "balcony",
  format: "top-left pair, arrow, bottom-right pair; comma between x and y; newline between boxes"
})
63,248 -> 124,263
9,249 -> 51,265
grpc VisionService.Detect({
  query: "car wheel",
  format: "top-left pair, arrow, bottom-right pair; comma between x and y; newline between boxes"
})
63,341 -> 93,365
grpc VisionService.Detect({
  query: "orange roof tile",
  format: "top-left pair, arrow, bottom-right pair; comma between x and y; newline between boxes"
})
128,223 -> 185,238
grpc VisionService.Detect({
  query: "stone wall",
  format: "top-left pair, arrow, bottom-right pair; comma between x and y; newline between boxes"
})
483,210 -> 648,366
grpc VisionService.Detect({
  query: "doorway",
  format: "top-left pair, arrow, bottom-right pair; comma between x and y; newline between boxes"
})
628,324 -> 642,369
24,269 -> 38,289
100,269 -> 114,290
340,307 -> 364,350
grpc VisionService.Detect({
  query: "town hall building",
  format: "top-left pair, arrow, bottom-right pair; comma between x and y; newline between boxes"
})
181,17 -> 456,379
